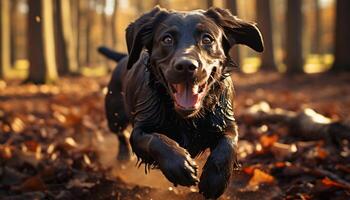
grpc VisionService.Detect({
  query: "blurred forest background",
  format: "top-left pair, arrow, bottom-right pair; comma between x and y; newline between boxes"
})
1,1 -> 350,200
0,0 -> 350,83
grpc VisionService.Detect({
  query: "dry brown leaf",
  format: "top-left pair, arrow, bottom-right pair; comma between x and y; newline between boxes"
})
243,166 -> 256,175
316,146 -> 328,159
321,177 -> 349,189
16,176 -> 46,192
271,142 -> 297,160
83,154 -> 92,165
260,134 -> 278,148
298,193 -> 311,200
67,178 -> 96,189
335,164 -> 350,174
24,140 -> 39,152
0,145 -> 13,159
274,162 -> 287,168
11,117 -> 25,133
247,169 -> 275,188
65,137 -> 78,148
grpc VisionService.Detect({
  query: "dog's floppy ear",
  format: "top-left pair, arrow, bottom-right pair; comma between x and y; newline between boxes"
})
204,7 -> 264,54
126,6 -> 169,69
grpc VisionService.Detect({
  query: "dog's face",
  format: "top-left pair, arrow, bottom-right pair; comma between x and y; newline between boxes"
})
126,7 -> 263,118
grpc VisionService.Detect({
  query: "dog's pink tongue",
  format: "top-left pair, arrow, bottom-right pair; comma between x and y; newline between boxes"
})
174,83 -> 199,109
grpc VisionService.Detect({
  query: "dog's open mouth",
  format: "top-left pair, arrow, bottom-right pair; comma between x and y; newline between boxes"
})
171,81 -> 207,110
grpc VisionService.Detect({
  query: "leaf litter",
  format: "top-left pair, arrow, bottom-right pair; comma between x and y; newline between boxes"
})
0,72 -> 350,199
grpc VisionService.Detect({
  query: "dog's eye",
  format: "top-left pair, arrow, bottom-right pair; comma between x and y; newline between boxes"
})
162,35 -> 173,45
202,34 -> 214,45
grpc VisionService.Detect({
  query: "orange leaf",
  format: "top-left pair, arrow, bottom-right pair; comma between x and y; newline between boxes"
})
11,117 -> 25,133
260,134 -> 278,148
274,162 -> 286,168
17,176 -> 46,192
299,193 -> 311,200
316,146 -> 328,159
0,145 -> 12,159
243,166 -> 256,175
24,140 -> 39,152
321,177 -> 347,189
248,169 -> 275,187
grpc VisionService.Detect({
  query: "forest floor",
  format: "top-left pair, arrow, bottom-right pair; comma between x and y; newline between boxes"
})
0,72 -> 350,200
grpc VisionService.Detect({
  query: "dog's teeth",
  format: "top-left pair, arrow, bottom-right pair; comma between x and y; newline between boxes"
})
192,85 -> 199,94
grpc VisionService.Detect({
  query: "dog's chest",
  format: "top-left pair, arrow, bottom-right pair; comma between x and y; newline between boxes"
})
138,96 -> 234,156
131,79 -> 236,155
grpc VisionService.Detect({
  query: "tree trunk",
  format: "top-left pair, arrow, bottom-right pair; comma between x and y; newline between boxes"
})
0,0 -> 11,79
10,0 -> 18,66
102,0 -> 112,47
311,0 -> 321,54
154,0 -> 169,8
78,0 -> 88,68
332,0 -> 350,71
286,0 -> 303,74
112,0 -> 118,49
54,0 -> 79,75
256,0 -> 277,71
206,0 -> 213,8
226,0 -> 241,67
71,0 -> 79,68
85,2 -> 93,67
136,0 -> 143,13
27,0 -> 58,84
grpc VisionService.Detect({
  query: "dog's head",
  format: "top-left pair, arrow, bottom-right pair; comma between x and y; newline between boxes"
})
126,6 -> 263,118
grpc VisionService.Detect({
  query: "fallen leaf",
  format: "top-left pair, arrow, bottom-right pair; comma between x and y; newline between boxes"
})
15,176 -> 46,192
83,154 -> 91,165
260,134 -> 278,148
298,193 -> 311,200
66,178 -> 96,189
321,177 -> 349,189
316,146 -> 328,159
274,162 -> 287,168
247,169 -> 275,188
271,142 -> 297,160
243,166 -> 256,175
0,145 -> 13,159
65,137 -> 78,148
11,117 -> 25,133
24,140 -> 39,152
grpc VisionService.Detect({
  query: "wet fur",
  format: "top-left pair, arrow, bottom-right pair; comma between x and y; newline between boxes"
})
101,6 -> 263,199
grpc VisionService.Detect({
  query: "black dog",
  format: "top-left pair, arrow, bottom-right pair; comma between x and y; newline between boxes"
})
99,6 -> 263,199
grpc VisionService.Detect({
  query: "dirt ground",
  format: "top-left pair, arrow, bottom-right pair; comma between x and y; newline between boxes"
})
1,72 -> 349,200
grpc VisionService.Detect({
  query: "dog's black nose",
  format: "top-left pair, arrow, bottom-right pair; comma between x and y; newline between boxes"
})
174,58 -> 198,73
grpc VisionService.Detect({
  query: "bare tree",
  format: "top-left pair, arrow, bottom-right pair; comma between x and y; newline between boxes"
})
286,0 -> 303,74
55,0 -> 79,75
27,0 -> 58,83
112,0 -> 118,49
78,0 -> 87,67
207,0 -> 214,8
226,0 -> 241,67
311,0 -> 321,54
10,0 -> 18,66
332,0 -> 350,71
102,0 -> 113,48
154,0 -> 169,8
256,0 -> 276,71
0,0 -> 11,79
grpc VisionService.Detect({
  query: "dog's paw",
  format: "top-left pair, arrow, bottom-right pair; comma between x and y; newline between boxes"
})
158,148 -> 199,187
199,161 -> 230,199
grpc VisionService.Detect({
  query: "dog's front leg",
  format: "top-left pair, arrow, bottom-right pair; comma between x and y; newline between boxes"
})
130,127 -> 199,186
199,134 -> 238,199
